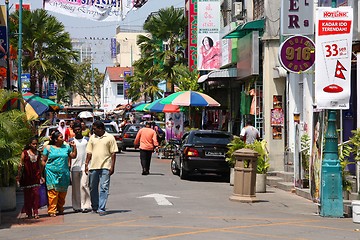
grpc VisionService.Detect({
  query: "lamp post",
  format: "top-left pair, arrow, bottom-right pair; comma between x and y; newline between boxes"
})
319,0 -> 343,218
5,0 -> 10,90
17,0 -> 23,92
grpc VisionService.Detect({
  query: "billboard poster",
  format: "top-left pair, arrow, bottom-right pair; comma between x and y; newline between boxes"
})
123,71 -> 131,100
44,0 -> 134,22
21,73 -> 30,93
310,110 -> 325,203
188,0 -> 197,71
197,0 -> 221,71
315,7 -> 353,109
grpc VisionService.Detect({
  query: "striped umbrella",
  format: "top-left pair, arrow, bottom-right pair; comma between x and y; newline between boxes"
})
133,103 -> 150,112
160,91 -> 220,107
145,98 -> 183,113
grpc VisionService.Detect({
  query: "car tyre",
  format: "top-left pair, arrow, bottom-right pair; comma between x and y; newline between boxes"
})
171,159 -> 179,175
179,161 -> 188,180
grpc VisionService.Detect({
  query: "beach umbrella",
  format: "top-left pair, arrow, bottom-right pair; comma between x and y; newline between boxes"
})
78,111 -> 94,118
133,103 -> 150,112
160,91 -> 220,107
22,92 -> 49,116
145,98 -> 183,113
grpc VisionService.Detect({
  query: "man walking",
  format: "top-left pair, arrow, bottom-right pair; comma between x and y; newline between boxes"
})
240,120 -> 260,144
85,121 -> 118,216
69,122 -> 91,213
134,122 -> 159,175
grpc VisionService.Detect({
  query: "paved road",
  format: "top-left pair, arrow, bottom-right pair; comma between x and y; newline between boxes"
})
1,150 -> 360,240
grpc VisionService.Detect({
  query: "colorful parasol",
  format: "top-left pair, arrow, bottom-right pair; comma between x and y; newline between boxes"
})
145,98 -> 183,113
160,91 -> 220,107
133,103 -> 150,112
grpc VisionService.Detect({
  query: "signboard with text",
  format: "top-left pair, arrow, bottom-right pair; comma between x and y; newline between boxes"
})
188,0 -> 197,72
315,7 -> 353,109
279,35 -> 315,73
281,0 -> 314,35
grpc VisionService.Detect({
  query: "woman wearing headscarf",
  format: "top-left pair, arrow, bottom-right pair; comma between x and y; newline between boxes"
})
57,120 -> 67,137
41,130 -> 77,217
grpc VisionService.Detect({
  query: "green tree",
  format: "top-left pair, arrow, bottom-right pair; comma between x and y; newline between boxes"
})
141,6 -> 187,93
10,9 -> 78,97
71,60 -> 104,107
173,65 -> 201,91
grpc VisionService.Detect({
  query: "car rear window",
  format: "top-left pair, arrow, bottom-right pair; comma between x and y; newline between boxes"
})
192,133 -> 232,145
126,125 -> 142,132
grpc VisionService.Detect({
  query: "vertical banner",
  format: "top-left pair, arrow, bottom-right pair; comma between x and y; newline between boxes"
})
310,110 -> 325,203
315,7 -> 353,109
197,0 -> 221,71
188,0 -> 197,71
123,71 -> 131,100
110,38 -> 117,59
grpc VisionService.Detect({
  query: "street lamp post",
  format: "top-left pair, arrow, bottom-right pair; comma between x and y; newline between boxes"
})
5,0 -> 10,90
17,0 -> 23,92
319,0 -> 343,218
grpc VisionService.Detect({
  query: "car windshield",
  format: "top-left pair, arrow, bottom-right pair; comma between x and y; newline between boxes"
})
192,133 -> 232,145
105,124 -> 116,133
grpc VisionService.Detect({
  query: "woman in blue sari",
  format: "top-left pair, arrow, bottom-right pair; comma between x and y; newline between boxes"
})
42,130 -> 77,217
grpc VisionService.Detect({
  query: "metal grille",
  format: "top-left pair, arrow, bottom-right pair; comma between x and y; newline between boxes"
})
255,80 -> 263,138
253,0 -> 264,19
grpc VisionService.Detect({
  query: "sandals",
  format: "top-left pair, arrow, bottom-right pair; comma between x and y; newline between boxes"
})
34,214 -> 40,219
49,213 -> 56,217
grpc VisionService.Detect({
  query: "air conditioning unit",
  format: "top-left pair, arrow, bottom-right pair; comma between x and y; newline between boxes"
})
232,2 -> 243,17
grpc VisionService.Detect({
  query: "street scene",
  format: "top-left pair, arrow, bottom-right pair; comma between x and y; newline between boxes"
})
1,0 -> 360,239
1,150 -> 359,240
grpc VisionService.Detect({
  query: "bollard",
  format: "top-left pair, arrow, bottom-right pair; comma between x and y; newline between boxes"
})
229,148 -> 258,203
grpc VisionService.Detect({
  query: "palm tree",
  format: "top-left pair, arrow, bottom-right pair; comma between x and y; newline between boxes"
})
143,6 -> 187,93
10,9 -> 78,97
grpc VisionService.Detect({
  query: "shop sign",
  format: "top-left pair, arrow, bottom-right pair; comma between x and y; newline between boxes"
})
280,0 -> 314,35
278,35 -> 315,73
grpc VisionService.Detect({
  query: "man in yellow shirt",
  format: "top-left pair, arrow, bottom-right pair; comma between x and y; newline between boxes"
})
85,121 -> 118,216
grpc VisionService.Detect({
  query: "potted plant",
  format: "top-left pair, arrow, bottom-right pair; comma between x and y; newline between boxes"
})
245,140 -> 270,193
0,90 -> 33,211
226,136 -> 246,185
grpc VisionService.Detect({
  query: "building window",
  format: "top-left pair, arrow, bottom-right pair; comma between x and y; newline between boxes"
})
117,84 -> 124,96
253,0 -> 264,19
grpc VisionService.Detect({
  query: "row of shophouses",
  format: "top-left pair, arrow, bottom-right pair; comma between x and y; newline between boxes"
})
101,0 -> 360,188
188,0 -> 360,183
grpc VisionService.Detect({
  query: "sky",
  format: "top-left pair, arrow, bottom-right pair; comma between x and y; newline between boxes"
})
7,0 -> 184,71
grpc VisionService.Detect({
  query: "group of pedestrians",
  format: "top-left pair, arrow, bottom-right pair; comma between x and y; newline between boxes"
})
17,120 -> 118,219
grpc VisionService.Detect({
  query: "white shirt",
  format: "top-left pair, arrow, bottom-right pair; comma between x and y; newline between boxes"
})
70,137 -> 88,171
240,126 -> 259,144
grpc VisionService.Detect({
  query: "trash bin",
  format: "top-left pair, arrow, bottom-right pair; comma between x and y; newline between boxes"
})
229,148 -> 258,202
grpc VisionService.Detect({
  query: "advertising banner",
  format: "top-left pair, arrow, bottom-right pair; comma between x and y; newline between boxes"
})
110,38 -> 117,59
197,0 -> 221,71
188,0 -> 197,72
280,0 -> 314,35
315,7 -> 353,109
21,73 -> 30,93
44,0 -> 134,22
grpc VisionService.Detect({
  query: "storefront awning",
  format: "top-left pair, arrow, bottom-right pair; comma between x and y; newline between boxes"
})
223,19 -> 265,39
198,68 -> 237,83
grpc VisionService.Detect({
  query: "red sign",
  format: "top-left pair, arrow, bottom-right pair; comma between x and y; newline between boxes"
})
318,20 -> 351,35
188,0 -> 197,72
16,4 -> 31,11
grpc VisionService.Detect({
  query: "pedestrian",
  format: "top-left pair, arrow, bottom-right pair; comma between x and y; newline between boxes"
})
174,125 -> 182,140
240,120 -> 260,144
81,121 -> 91,137
69,122 -> 91,213
57,119 -> 67,137
65,120 -> 75,142
85,120 -> 118,216
41,130 -> 77,217
134,121 -> 159,175
17,137 -> 44,219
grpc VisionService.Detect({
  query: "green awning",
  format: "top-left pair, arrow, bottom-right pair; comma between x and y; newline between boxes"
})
223,18 -> 265,39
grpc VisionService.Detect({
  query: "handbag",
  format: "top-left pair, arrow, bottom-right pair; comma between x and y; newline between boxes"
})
38,183 -> 48,208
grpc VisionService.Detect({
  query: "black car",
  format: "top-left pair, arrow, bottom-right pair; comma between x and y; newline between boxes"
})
120,124 -> 144,151
171,130 -> 233,180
